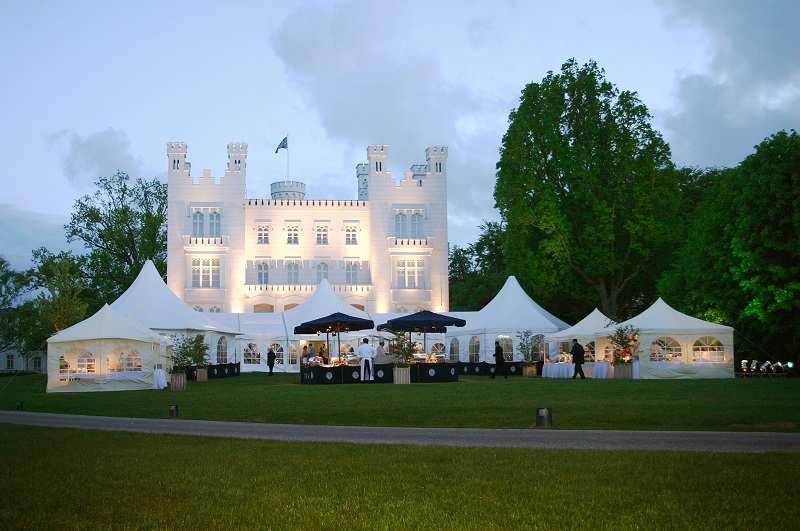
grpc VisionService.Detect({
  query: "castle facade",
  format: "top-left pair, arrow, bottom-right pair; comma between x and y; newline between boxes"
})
166,142 -> 450,314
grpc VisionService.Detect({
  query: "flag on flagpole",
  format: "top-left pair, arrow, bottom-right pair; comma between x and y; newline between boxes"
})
275,136 -> 288,153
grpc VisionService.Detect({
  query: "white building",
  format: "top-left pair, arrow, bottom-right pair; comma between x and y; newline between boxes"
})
166,142 -> 450,314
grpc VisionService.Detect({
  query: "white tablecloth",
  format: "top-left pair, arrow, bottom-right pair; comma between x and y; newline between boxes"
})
154,368 -> 168,389
591,362 -> 611,379
542,363 -> 574,378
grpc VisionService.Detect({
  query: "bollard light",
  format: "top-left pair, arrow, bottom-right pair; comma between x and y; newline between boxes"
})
16,401 -> 23,411
169,404 -> 178,418
536,407 -> 553,428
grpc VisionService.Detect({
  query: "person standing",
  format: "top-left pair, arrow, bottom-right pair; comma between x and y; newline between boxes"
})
570,339 -> 586,379
356,338 -> 376,382
267,348 -> 276,377
376,340 -> 386,358
301,345 -> 309,364
309,344 -> 316,360
491,340 -> 507,379
319,344 -> 328,364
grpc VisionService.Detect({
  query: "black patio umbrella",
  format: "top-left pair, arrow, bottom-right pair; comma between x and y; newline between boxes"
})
294,312 -> 375,363
377,310 -> 466,354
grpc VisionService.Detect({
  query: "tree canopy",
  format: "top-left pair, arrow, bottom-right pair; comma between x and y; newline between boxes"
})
66,171 -> 167,303
494,59 -> 680,320
0,256 -> 31,353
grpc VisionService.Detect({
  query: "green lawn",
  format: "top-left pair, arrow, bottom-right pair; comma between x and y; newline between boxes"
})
1,423 -> 797,530
1,372 -> 798,431
1,373 -> 797,529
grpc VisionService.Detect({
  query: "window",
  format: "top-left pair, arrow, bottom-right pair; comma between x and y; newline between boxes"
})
397,259 -> 425,289
287,261 -> 299,285
217,337 -> 228,364
254,303 -> 274,313
271,343 -> 284,365
192,258 -> 220,288
316,226 -> 328,245
497,335 -> 513,361
257,225 -> 269,244
651,337 -> 681,362
78,351 -> 96,373
449,338 -> 460,362
192,211 -> 204,237
209,211 -> 221,238
469,336 -> 480,363
584,341 -> 596,362
194,306 -> 203,312
317,262 -> 328,283
257,260 -> 269,285
33,357 -> 42,371
289,344 -> 298,364
395,213 -> 407,238
431,343 -> 445,359
411,213 -> 423,238
287,225 -> 299,244
692,336 -> 725,362
107,348 -> 143,373
346,261 -> 358,285
244,343 -> 261,364
5,354 -> 13,370
345,226 -> 357,245
210,306 -> 221,313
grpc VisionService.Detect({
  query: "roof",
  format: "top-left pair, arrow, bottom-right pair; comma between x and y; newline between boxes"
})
544,308 -> 616,342
607,298 -> 734,334
48,304 -> 169,344
111,260 -> 237,334
282,279 -> 372,337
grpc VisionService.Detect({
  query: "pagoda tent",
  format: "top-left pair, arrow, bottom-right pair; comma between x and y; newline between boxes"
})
110,261 -> 238,369
544,308 -> 617,361
47,304 -> 171,393
210,311 -> 289,372
451,276 -> 570,363
604,298 -> 734,379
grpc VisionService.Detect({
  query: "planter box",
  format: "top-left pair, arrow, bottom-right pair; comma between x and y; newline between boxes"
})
170,373 -> 187,391
614,363 -> 633,379
393,366 -> 411,384
523,365 -> 538,378
196,368 -> 208,382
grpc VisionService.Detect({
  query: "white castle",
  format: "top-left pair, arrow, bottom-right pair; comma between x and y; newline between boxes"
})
166,142 -> 450,314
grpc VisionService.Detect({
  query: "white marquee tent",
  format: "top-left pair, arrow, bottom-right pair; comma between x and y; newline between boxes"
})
47,304 -> 171,392
544,308 -> 617,361
451,276 -> 570,362
603,298 -> 734,379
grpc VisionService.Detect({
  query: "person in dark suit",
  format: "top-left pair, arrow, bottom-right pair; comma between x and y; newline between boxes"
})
570,339 -> 586,379
491,340 -> 507,379
267,348 -> 276,376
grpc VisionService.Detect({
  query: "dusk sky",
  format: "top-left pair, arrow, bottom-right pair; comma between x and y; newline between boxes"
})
1,0 -> 797,270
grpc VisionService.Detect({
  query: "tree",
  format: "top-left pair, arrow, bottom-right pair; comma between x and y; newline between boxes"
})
17,249 -> 91,355
494,59 -> 680,320
0,256 -> 31,353
66,171 -> 167,303
449,221 -> 509,310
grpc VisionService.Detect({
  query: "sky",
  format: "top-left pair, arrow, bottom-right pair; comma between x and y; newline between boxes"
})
0,0 -> 797,271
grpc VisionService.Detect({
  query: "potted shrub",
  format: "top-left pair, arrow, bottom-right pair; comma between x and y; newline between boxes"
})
169,334 -> 210,387
516,330 -> 539,378
608,325 -> 638,379
388,330 -> 416,384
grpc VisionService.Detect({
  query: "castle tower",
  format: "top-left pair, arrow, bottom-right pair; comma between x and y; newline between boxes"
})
226,142 -> 247,176
167,141 -> 190,176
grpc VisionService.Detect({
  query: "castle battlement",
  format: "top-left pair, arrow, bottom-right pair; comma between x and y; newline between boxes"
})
247,199 -> 367,208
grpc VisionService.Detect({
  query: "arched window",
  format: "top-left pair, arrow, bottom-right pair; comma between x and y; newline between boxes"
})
244,343 -> 261,364
431,343 -> 445,359
346,261 -> 358,285
287,226 -> 299,244
217,337 -> 228,364
585,341 -> 596,362
194,306 -> 203,312
257,225 -> 269,244
449,338 -> 460,362
603,343 -> 615,362
316,226 -> 328,245
287,261 -> 299,285
257,260 -> 269,285
78,351 -> 96,373
209,211 -> 221,238
469,336 -> 480,363
210,306 -> 221,313
345,226 -> 357,245
652,337 -> 681,362
192,211 -> 204,237
411,213 -> 423,238
395,212 -> 407,238
289,344 -> 298,364
692,336 -> 725,362
270,343 -> 284,365
317,262 -> 328,283
254,303 -> 274,313
497,335 -> 513,361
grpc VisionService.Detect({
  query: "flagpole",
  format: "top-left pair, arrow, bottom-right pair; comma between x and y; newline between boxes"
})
286,134 -> 289,181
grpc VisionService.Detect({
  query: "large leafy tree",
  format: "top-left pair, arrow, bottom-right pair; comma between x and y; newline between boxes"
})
449,221 -> 509,310
495,59 -> 680,320
66,171 -> 167,303
0,256 -> 31,353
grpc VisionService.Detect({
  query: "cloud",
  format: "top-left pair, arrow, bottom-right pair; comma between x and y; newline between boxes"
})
658,0 -> 800,167
0,204 -> 83,271
47,128 -> 145,186
270,0 -> 507,247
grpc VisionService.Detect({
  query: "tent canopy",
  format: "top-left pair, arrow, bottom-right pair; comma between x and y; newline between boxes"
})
294,312 -> 375,335
377,310 -> 465,333
545,308 -> 616,344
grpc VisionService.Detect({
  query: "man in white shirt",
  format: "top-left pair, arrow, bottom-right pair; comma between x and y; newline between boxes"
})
356,337 -> 376,382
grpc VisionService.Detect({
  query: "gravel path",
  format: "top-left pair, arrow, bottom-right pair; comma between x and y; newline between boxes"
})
2,411 -> 798,453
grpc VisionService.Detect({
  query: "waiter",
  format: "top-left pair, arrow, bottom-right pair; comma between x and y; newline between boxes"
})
356,338 -> 376,382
